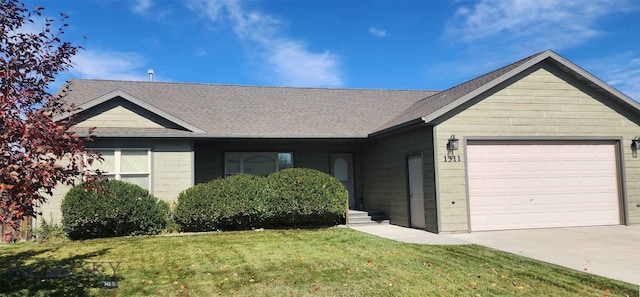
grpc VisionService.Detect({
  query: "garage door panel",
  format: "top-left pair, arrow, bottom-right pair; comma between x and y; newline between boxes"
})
564,176 -> 581,187
491,195 -> 509,207
545,178 -> 564,188
487,178 -> 506,189
562,160 -> 579,170
507,162 -> 524,171
468,143 -> 620,231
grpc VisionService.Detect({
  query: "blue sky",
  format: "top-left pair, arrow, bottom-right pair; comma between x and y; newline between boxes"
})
22,0 -> 640,101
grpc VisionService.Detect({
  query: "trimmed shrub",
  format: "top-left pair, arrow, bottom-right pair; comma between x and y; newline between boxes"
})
267,168 -> 347,227
174,174 -> 273,232
173,169 -> 347,232
61,180 -> 170,240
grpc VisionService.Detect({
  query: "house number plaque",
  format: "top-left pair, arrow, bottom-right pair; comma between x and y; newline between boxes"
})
443,155 -> 461,162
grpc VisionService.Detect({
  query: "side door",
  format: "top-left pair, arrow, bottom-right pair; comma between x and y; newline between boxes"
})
408,155 -> 425,228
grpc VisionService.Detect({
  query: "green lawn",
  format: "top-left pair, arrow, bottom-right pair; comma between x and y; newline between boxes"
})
0,228 -> 635,296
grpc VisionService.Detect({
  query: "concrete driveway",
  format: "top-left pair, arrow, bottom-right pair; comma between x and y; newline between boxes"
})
445,225 -> 640,285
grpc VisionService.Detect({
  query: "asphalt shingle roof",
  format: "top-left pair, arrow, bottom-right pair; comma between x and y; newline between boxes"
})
61,81 -> 437,138
375,51 -> 545,132
62,50 -> 638,139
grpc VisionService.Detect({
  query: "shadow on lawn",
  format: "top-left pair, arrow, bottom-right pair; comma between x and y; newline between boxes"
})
0,247 -> 117,297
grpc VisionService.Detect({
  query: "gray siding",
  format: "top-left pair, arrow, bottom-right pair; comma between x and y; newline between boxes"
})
39,138 -> 193,224
74,97 -> 184,129
151,141 -> 194,203
362,127 -> 437,232
194,140 -> 363,206
76,105 -> 163,128
435,63 -> 640,232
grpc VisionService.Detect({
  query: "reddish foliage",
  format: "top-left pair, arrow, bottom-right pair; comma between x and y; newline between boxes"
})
0,1 -> 102,228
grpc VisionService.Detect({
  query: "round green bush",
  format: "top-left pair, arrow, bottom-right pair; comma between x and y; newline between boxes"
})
61,180 -> 170,240
174,174 -> 273,232
267,168 -> 347,227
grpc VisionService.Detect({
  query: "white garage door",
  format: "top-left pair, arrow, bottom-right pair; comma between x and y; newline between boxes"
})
467,142 -> 620,231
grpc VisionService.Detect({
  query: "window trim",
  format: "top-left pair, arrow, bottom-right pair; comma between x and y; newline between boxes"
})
224,151 -> 293,176
87,148 -> 153,192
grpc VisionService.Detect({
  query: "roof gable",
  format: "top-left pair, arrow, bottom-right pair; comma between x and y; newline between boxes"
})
74,97 -> 184,129
62,90 -> 207,133
372,50 -> 640,135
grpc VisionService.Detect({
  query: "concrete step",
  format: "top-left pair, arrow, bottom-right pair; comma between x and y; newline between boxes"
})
351,220 -> 390,226
348,209 -> 390,225
348,210 -> 371,218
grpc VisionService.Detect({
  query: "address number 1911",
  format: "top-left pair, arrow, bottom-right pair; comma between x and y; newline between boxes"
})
444,155 -> 461,162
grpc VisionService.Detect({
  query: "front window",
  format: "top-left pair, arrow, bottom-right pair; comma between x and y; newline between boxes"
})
225,152 -> 292,176
90,148 -> 151,190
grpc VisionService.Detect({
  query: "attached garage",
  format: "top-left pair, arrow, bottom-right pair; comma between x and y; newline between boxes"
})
424,51 -> 639,234
466,141 -> 622,231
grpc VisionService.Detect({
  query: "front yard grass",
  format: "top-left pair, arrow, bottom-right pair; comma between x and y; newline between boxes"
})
0,228 -> 635,296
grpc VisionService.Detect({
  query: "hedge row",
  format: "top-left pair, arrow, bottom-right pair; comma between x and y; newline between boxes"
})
60,168 -> 347,239
174,168 -> 348,232
173,174 -> 272,232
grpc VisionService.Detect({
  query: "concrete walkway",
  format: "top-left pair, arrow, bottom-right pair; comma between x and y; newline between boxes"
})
349,224 -> 469,245
350,223 -> 640,285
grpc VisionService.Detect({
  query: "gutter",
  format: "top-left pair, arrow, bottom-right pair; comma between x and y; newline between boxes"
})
368,118 -> 427,138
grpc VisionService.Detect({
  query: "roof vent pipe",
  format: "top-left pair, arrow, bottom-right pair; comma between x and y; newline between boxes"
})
148,68 -> 154,82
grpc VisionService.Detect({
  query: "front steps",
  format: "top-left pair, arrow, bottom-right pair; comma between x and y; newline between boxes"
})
348,210 -> 389,225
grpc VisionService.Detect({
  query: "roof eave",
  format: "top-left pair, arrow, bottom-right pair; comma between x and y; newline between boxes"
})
55,89 -> 208,133
369,118 -> 426,137
79,133 -> 371,139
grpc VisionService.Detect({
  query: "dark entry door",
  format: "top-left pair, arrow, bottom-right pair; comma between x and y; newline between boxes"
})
330,153 -> 355,209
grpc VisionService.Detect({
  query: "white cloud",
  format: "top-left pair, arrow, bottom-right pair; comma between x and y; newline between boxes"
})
186,0 -> 343,87
69,50 -> 149,81
12,18 -> 43,35
194,48 -> 209,57
267,41 -> 342,87
447,0 -> 632,51
131,0 -> 172,20
581,52 -> 640,102
132,0 -> 153,15
368,27 -> 387,38
10,15 -> 57,36
6,18 -> 151,90
429,0 -> 637,90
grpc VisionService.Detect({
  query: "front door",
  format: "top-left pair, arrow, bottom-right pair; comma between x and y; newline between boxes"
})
330,153 -> 355,209
408,155 -> 425,228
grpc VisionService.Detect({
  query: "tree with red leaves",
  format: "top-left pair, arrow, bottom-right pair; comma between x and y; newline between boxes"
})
1,1 -> 101,229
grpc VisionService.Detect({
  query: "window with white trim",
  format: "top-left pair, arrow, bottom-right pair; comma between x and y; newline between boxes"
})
225,152 -> 292,176
90,148 -> 151,190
